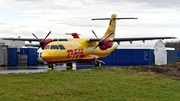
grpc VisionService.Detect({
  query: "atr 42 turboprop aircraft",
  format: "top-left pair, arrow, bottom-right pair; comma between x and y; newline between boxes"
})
3,14 -> 175,69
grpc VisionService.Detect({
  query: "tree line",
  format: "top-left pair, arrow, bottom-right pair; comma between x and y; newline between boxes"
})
165,40 -> 180,51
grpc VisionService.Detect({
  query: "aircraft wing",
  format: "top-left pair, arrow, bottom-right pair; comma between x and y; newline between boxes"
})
89,37 -> 176,43
2,38 -> 68,42
2,36 -> 175,43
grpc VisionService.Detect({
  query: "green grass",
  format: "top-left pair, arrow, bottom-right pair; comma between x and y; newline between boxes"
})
0,68 -> 180,101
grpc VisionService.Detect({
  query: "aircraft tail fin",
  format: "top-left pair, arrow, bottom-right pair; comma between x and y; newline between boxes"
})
92,14 -> 137,38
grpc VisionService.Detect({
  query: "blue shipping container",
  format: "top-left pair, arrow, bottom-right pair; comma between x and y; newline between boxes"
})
20,48 -> 37,65
101,49 -> 154,66
177,52 -> 180,58
8,48 -> 18,66
167,50 -> 178,64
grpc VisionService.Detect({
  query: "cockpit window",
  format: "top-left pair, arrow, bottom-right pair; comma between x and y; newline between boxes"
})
58,45 -> 65,50
44,44 -> 65,50
50,45 -> 59,50
44,45 -> 50,49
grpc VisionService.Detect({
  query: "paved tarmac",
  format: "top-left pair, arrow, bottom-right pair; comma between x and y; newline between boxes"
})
0,66 -> 45,74
0,65 -> 67,74
0,64 -> 95,74
0,65 -> 116,74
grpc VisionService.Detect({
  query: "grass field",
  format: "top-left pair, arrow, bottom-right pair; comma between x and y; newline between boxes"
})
0,67 -> 180,101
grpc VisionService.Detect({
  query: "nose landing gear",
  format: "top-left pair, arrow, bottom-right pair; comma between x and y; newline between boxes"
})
48,63 -> 55,70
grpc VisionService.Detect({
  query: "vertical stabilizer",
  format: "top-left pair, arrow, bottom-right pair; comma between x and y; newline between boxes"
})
102,14 -> 117,38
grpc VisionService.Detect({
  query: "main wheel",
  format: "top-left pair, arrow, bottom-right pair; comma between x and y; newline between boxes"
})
66,63 -> 73,70
94,62 -> 101,69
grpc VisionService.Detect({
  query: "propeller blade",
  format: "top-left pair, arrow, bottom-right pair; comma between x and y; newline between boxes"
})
37,46 -> 40,50
43,31 -> 51,40
102,45 -> 110,55
32,33 -> 39,40
37,45 -> 41,50
91,30 -> 98,39
102,44 -> 106,50
93,45 -> 99,50
104,33 -> 113,40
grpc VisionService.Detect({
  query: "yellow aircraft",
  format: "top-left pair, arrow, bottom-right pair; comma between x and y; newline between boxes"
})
3,14 -> 175,69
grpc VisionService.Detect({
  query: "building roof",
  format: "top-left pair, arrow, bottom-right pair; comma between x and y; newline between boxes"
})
117,40 -> 165,49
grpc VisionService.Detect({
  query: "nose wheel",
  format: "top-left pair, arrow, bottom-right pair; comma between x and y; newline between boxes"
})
48,63 -> 54,70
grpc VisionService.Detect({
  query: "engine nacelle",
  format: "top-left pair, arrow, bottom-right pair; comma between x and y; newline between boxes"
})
41,38 -> 53,49
99,39 -> 112,50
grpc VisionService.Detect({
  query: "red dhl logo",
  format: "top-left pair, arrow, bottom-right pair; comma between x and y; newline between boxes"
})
66,49 -> 84,59
107,30 -> 114,34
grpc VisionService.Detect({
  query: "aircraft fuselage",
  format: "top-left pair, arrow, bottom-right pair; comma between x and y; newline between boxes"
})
41,38 -> 118,63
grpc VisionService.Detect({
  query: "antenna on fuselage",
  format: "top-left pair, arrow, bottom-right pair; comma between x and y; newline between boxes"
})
65,33 -> 81,38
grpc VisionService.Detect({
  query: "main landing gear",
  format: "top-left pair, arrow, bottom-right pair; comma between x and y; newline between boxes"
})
66,63 -> 76,70
94,57 -> 105,69
94,62 -> 101,69
66,63 -> 73,70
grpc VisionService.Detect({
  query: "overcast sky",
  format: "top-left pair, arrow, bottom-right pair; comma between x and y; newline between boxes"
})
0,0 -> 180,41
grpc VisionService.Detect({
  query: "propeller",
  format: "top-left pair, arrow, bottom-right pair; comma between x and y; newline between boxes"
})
91,30 -> 113,55
92,30 -> 113,49
32,31 -> 51,50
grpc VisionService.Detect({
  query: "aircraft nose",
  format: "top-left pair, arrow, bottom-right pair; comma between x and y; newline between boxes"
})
41,51 -> 51,61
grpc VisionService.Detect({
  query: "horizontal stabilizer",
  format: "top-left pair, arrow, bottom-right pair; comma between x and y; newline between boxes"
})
65,33 -> 81,35
92,18 -> 138,21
